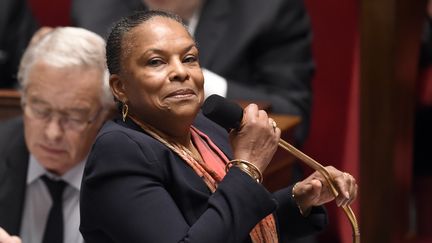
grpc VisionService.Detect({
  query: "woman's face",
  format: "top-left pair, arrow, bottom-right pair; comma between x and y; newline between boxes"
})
112,17 -> 204,129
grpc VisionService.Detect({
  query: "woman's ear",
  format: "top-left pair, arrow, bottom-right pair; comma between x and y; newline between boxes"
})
110,74 -> 127,102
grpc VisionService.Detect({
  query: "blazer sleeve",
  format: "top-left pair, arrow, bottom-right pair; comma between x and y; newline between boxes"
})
273,186 -> 328,242
80,129 -> 278,243
226,0 -> 314,143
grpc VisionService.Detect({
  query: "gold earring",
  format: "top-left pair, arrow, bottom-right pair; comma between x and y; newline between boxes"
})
122,103 -> 129,122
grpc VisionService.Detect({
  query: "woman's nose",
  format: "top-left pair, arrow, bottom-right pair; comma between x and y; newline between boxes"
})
168,60 -> 189,82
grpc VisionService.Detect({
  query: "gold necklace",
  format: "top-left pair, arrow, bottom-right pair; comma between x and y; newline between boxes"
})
128,114 -> 201,164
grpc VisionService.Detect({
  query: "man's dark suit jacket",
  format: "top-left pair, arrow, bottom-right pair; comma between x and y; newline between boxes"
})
0,0 -> 38,88
0,117 -> 30,235
80,113 -> 327,243
72,0 -> 314,143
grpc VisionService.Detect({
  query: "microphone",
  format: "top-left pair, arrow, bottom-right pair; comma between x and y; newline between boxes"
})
202,94 -> 243,131
201,95 -> 360,242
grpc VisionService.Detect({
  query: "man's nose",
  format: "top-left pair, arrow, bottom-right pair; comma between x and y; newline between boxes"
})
44,116 -> 64,141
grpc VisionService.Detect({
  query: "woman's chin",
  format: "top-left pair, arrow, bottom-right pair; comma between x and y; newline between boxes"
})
165,103 -> 199,119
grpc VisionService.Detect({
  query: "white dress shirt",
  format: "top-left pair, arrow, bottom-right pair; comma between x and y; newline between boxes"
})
19,155 -> 85,243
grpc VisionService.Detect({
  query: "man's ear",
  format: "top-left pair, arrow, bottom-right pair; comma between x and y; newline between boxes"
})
110,74 -> 127,102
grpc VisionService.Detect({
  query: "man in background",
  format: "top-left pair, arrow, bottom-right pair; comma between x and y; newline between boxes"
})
0,26 -> 112,243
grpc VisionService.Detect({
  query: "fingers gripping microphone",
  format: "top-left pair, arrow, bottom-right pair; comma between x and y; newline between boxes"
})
201,95 -> 360,242
202,94 -> 243,130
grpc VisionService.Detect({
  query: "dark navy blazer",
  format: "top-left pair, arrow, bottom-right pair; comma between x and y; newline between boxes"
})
79,113 -> 327,243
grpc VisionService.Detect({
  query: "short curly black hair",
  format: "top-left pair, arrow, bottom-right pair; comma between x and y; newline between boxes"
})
106,10 -> 187,75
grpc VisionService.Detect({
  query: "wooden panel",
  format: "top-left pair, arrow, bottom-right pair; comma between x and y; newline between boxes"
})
0,89 -> 21,121
360,0 -> 426,242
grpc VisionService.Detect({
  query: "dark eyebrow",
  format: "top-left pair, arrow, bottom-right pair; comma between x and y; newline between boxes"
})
141,43 -> 198,57
182,43 -> 198,53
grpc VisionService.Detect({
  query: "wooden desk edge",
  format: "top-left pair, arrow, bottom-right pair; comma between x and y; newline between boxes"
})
0,89 -> 20,98
270,114 -> 301,132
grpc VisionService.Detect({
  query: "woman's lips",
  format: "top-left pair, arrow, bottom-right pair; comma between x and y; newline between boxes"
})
166,89 -> 196,98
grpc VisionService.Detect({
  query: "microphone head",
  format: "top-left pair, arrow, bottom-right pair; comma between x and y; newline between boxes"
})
202,95 -> 243,130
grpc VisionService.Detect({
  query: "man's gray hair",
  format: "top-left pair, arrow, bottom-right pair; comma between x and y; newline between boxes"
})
18,27 -> 112,107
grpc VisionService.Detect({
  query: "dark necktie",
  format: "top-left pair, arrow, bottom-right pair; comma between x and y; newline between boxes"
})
41,175 -> 67,243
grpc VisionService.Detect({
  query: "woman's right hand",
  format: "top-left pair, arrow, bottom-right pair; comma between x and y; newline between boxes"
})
229,104 -> 281,173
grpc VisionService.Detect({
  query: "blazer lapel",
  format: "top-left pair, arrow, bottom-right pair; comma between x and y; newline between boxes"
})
0,128 -> 29,235
194,0 -> 231,67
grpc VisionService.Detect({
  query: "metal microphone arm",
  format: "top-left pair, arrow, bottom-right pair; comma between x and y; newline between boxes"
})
277,138 -> 360,243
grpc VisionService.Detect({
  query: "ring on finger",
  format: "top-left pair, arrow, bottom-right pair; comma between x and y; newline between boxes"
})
270,120 -> 277,132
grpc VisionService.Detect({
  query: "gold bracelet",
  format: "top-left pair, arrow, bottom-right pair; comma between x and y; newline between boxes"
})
225,159 -> 263,183
292,182 -> 311,216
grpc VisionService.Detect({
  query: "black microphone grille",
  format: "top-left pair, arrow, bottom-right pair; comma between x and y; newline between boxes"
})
202,95 -> 243,130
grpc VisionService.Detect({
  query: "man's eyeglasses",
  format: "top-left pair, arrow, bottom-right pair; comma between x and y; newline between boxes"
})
22,101 -> 102,132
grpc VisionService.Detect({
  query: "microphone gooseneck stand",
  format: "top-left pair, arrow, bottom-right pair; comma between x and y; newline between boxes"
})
277,139 -> 360,243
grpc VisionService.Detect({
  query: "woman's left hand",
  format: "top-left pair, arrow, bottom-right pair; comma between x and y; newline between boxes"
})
292,166 -> 358,214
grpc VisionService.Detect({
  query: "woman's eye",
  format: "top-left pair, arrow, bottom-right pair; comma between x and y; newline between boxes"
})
183,55 -> 197,63
147,58 -> 164,66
